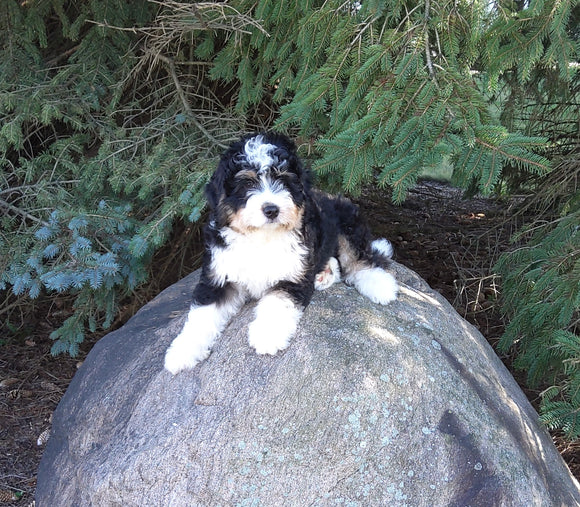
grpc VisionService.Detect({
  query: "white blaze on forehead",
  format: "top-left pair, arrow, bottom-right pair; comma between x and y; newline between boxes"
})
244,135 -> 276,172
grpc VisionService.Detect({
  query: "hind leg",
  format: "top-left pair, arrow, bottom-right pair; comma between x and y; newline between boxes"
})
338,236 -> 398,305
314,257 -> 341,290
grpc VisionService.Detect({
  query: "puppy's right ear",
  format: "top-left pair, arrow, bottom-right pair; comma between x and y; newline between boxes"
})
205,161 -> 226,210
205,137 -> 245,210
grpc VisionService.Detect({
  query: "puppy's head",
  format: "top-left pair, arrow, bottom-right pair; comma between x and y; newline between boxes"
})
207,133 -> 309,233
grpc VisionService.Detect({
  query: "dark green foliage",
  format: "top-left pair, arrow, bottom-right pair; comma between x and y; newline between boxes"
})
497,207 -> 580,383
492,1 -> 580,438
207,0 -> 554,202
0,0 -> 245,354
496,161 -> 580,439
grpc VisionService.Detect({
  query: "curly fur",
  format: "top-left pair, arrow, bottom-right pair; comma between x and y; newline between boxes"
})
164,132 -> 398,374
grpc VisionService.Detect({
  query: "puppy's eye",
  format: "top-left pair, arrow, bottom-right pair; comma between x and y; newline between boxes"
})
273,169 -> 299,184
236,177 -> 257,190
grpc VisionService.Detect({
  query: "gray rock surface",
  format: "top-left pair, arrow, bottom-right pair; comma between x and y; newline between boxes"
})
36,263 -> 580,506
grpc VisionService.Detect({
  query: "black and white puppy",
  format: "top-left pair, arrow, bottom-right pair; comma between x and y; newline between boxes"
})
164,132 -> 398,374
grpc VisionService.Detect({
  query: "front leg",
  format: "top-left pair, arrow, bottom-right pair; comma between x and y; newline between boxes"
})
164,284 -> 244,374
248,281 -> 312,356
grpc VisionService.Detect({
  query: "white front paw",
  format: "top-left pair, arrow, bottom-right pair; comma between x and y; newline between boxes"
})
248,293 -> 303,355
248,319 -> 290,355
164,332 -> 210,375
163,304 -> 224,374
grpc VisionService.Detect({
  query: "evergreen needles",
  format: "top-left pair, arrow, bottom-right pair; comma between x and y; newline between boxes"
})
496,171 -> 580,440
0,0 -> 246,353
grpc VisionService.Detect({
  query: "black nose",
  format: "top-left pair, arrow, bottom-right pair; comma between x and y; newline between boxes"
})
262,203 -> 280,220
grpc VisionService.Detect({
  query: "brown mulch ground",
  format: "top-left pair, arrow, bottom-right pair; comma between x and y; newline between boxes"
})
1,180 -> 578,504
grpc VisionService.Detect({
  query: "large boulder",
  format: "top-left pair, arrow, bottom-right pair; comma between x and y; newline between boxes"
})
36,263 -> 580,506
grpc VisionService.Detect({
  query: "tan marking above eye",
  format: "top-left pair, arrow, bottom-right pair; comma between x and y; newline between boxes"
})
235,169 -> 258,180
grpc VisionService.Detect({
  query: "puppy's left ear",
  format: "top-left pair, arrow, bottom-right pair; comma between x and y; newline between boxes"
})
299,160 -> 312,190
289,153 -> 312,194
285,139 -> 311,191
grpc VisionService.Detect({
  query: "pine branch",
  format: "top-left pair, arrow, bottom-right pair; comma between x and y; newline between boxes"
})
154,52 -> 228,149
0,198 -> 49,226
474,137 -> 549,173
424,0 -> 435,80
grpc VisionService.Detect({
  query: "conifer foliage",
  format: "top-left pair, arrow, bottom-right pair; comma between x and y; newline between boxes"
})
495,81 -> 580,439
206,0 -> 555,201
490,0 -> 580,438
496,192 -> 580,438
0,0 -> 246,354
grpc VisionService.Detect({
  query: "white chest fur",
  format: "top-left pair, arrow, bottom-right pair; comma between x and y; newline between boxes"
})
210,227 -> 308,298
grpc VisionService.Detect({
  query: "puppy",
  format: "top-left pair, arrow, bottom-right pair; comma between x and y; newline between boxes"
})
164,132 -> 398,374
